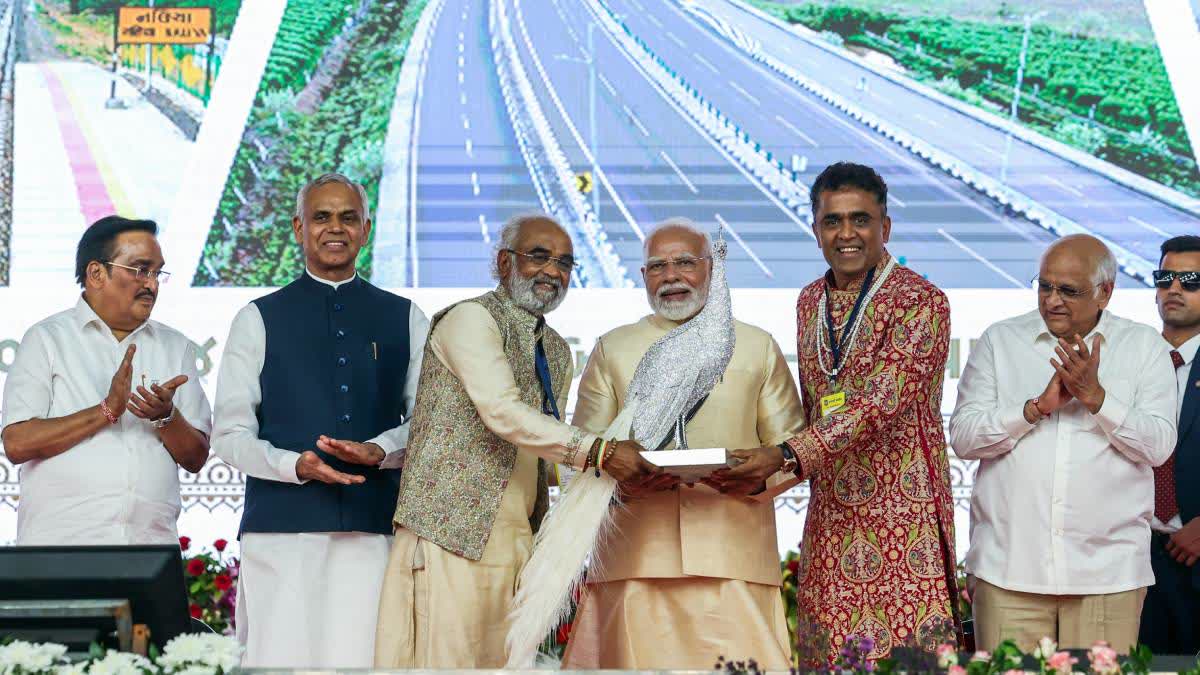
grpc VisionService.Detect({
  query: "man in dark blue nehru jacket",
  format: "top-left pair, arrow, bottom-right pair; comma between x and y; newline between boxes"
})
1141,235 -> 1200,655
212,173 -> 429,669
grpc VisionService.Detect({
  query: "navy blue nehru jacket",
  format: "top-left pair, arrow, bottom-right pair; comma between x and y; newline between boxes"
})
239,273 -> 412,536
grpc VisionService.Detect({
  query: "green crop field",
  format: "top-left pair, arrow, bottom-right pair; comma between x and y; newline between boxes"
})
195,0 -> 429,286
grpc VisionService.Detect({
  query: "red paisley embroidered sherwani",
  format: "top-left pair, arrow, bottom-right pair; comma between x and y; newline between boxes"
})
783,256 -> 959,662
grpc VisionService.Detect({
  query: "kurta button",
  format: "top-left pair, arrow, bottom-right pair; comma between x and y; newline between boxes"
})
333,303 -> 344,311
340,384 -> 349,393
337,357 -> 348,366
341,414 -> 351,423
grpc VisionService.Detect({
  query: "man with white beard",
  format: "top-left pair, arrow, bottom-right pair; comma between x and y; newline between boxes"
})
373,213 -> 657,668
560,219 -> 806,669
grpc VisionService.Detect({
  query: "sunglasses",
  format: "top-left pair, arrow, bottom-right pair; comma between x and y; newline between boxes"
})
1153,269 -> 1200,292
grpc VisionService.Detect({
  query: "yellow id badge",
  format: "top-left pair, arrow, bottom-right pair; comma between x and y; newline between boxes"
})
819,391 -> 846,417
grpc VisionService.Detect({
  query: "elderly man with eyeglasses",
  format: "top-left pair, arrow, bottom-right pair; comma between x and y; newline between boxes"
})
950,234 -> 1178,653
373,213 -> 656,669
553,218 -> 805,669
2,216 -> 212,546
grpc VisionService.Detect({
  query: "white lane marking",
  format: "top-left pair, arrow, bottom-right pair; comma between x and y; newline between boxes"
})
1129,216 -> 1171,238
462,115 -> 470,130
598,72 -> 617,97
457,71 -> 464,84
729,80 -> 761,106
647,14 -> 662,27
479,214 -> 491,243
715,213 -> 774,279
694,52 -> 719,74
460,91 -> 467,105
774,114 -> 817,147
666,31 -> 686,48
1047,175 -> 1085,198
464,139 -> 473,157
660,151 -> 699,194
938,228 -> 1025,288
889,192 -> 907,208
471,171 -> 480,197
624,105 -> 651,136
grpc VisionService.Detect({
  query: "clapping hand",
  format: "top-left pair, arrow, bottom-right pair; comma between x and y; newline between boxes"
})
103,345 -> 136,420
128,374 -> 188,422
1051,334 -> 1105,414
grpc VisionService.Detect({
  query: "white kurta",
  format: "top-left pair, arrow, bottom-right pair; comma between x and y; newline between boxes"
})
213,270 -> 429,668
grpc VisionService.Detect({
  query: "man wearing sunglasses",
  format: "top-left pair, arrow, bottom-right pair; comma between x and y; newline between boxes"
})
951,234 -> 1177,652
1,216 -> 212,545
374,213 -> 656,668
1140,235 -> 1200,654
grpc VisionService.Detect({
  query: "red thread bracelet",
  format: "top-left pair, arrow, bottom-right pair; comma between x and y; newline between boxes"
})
99,400 -> 119,425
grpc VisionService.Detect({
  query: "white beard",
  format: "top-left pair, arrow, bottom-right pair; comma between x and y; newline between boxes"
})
649,282 -> 708,321
507,271 -> 566,314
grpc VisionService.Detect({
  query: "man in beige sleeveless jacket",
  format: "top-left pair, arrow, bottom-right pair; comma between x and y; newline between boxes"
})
562,220 -> 805,669
373,214 -> 657,668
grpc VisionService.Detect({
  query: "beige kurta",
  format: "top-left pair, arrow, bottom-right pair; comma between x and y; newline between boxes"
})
374,303 -> 571,668
563,315 -> 806,669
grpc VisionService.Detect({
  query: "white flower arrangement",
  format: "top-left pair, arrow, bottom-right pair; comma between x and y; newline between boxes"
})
0,634 -> 239,675
0,640 -> 69,675
156,635 -> 242,674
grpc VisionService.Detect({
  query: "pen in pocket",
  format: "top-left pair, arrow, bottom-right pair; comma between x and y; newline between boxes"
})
372,341 -> 378,360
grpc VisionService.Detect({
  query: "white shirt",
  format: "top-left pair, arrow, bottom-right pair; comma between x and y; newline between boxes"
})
1150,332 -> 1200,533
949,309 -> 1178,595
212,270 -> 429,483
1,297 -> 213,545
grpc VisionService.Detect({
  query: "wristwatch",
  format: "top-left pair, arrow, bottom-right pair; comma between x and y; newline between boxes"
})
151,406 -> 176,429
777,443 -> 799,475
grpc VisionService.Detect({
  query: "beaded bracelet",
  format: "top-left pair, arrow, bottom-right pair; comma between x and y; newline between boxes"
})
99,399 -> 119,425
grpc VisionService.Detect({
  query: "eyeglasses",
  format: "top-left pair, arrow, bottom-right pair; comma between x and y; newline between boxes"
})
645,256 -> 710,277
105,261 -> 171,283
1153,269 -> 1200,292
1033,277 -> 1093,300
505,249 -> 576,274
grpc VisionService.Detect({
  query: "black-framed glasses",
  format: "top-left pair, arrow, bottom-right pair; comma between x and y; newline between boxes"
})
1153,269 -> 1200,292
1033,277 -> 1092,300
645,256 -> 710,277
105,261 -> 171,283
505,249 -> 576,273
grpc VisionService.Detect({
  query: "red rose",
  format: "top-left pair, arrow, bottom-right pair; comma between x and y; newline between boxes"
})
189,604 -> 202,619
556,621 -> 572,645
179,536 -> 191,551
214,573 -> 233,591
787,560 -> 800,575
186,558 -> 206,576
214,539 -> 228,552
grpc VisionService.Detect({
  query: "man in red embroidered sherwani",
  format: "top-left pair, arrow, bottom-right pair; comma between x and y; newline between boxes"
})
715,162 -> 959,663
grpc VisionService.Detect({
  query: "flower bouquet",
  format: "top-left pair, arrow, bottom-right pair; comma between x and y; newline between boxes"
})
177,538 -> 238,635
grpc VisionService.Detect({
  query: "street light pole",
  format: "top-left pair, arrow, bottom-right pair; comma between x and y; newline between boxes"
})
587,22 -> 599,224
1000,11 -> 1045,184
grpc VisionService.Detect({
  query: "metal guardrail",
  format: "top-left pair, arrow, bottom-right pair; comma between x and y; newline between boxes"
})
0,0 -> 18,287
490,0 -> 630,288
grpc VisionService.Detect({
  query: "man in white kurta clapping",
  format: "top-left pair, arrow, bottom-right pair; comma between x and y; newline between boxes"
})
212,173 -> 428,668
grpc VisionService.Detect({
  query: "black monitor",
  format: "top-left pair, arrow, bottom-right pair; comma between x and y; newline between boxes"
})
0,545 -> 190,649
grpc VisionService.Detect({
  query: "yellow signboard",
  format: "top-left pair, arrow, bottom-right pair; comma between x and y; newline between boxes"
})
117,7 -> 213,45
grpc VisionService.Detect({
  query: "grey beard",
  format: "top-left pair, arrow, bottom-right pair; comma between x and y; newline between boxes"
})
649,283 -> 708,322
507,271 -> 566,314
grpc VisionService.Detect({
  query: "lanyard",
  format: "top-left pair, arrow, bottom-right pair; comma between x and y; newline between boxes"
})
824,266 -> 876,383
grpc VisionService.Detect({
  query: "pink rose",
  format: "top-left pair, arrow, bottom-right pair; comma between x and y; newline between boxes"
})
1089,643 -> 1119,674
936,643 -> 958,669
1047,651 -> 1079,674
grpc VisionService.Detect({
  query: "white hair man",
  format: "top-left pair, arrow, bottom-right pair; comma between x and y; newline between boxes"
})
560,218 -> 805,669
373,213 -> 656,668
212,173 -> 431,668
950,234 -> 1178,652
